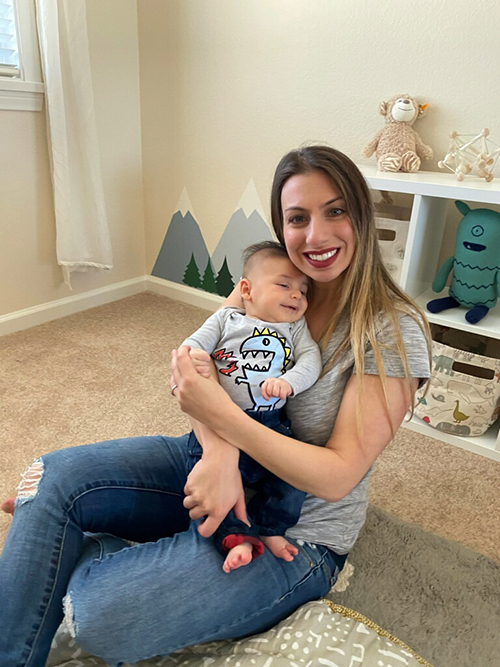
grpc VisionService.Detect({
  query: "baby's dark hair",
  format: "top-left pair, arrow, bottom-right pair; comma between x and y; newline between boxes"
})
241,240 -> 289,277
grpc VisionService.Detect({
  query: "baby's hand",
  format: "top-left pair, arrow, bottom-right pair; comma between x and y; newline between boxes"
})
261,378 -> 293,402
189,348 -> 212,378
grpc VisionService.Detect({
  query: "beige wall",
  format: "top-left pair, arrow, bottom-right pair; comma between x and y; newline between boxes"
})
0,0 -> 145,317
3,1 -> 499,318
138,0 -> 181,276
138,0 -> 500,270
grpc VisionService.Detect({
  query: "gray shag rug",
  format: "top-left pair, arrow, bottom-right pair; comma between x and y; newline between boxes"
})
328,505 -> 499,667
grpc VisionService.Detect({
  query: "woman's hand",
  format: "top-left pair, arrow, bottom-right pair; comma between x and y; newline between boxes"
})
171,346 -> 234,428
171,347 -> 248,536
184,448 -> 249,538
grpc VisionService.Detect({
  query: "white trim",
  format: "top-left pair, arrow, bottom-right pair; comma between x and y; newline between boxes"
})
0,78 -> 43,93
147,275 -> 224,312
15,0 -> 43,84
0,84 -> 42,109
0,0 -> 44,110
0,276 -> 222,338
0,277 -> 146,337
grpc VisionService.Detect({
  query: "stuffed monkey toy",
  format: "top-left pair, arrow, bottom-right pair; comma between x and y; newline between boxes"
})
362,94 -> 433,172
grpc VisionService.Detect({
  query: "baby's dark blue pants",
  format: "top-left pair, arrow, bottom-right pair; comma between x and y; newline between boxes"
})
186,409 -> 306,558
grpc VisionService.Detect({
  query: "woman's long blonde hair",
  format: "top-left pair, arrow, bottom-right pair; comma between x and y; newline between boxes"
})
270,145 -> 432,432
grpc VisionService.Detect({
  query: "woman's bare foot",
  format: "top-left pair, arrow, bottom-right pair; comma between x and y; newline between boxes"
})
223,541 -> 253,573
261,535 -> 298,562
1,497 -> 15,515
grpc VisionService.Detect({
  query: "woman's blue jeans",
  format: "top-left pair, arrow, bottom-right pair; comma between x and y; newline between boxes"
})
0,435 -> 342,667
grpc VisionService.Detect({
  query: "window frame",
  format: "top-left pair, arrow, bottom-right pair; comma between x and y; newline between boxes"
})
0,0 -> 44,111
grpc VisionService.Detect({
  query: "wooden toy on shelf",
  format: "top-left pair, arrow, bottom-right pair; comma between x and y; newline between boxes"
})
438,129 -> 500,182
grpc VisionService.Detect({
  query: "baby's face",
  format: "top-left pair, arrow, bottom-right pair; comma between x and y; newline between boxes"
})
245,255 -> 309,323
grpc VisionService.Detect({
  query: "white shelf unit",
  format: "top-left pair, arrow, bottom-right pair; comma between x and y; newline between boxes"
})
359,164 -> 500,462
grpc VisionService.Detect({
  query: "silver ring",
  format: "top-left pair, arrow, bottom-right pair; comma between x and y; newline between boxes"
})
170,384 -> 178,397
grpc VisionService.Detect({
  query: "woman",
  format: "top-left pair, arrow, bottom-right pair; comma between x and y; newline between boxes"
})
0,146 -> 431,667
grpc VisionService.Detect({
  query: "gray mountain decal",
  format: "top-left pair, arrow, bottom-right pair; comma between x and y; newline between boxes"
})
151,211 -> 213,285
211,208 -> 274,283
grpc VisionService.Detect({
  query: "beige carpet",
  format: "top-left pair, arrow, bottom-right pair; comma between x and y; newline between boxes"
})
1,291 -> 499,562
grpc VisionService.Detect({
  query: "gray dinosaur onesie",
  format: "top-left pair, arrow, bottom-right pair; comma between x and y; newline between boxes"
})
181,306 -> 322,411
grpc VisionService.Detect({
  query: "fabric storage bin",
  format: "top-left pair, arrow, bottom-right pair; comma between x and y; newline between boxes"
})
373,199 -> 411,285
375,216 -> 410,284
415,328 -> 500,436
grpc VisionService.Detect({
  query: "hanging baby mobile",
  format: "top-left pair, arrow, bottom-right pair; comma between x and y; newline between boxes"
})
438,128 -> 500,182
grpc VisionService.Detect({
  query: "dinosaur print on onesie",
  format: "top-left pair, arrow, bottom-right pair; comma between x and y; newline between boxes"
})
181,307 -> 322,415
235,328 -> 291,411
214,327 -> 292,411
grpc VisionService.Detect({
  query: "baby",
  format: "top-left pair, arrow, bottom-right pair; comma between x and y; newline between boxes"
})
180,241 -> 322,573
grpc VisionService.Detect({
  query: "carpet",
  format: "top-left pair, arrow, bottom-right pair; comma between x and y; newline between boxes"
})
1,292 -> 499,562
1,293 -> 498,666
328,505 -> 499,667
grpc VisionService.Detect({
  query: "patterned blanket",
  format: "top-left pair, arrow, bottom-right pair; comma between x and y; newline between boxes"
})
46,599 -> 432,667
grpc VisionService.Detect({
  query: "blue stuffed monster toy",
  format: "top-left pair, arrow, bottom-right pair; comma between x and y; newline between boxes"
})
427,201 -> 500,324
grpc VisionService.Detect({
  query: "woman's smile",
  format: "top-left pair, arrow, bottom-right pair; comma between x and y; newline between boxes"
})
304,247 -> 340,268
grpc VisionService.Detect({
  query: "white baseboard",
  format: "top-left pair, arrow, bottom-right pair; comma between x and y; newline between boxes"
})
0,277 -> 146,337
0,276 -> 223,338
146,276 -> 224,312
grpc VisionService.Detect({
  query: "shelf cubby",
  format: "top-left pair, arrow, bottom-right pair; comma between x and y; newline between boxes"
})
360,164 -> 500,460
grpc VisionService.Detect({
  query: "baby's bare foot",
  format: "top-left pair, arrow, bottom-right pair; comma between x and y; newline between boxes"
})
261,535 -> 298,561
223,542 -> 253,573
1,497 -> 15,515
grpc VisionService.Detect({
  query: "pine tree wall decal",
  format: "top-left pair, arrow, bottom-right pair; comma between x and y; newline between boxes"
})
215,258 -> 235,297
201,258 -> 218,294
183,253 -> 202,288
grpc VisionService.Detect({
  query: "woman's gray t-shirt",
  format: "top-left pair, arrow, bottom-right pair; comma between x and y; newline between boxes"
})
284,311 -> 430,554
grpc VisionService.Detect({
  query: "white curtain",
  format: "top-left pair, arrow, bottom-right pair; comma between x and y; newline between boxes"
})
35,0 -> 113,289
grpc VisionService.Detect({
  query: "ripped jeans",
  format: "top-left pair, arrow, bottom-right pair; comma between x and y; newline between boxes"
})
0,435 -> 343,667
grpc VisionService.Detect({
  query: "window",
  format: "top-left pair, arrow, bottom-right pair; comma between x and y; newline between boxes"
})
0,0 -> 20,77
0,0 -> 43,111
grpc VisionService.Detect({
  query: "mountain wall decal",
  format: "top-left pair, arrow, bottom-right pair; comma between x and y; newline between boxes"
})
211,208 -> 274,283
151,210 -> 213,284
